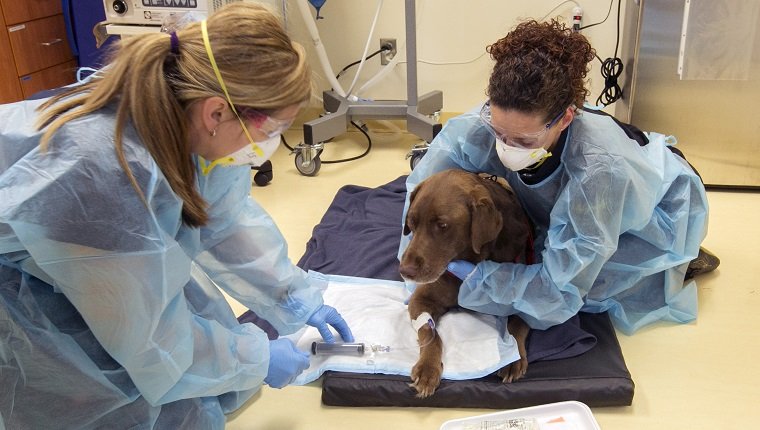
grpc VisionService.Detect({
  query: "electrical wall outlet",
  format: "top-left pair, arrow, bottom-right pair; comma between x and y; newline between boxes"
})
380,38 -> 397,65
572,7 -> 583,32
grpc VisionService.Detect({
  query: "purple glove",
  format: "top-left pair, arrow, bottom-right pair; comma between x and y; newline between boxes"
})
447,260 -> 476,280
306,305 -> 354,343
264,338 -> 310,389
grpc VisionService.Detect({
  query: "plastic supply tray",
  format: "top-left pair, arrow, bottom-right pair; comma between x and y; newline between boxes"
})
439,401 -> 601,430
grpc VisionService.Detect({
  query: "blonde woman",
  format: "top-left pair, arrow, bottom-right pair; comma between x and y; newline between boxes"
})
0,3 -> 351,428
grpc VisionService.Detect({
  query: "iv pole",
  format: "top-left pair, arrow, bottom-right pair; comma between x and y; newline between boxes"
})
294,0 -> 443,176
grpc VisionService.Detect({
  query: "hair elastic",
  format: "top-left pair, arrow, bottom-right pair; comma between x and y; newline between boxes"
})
169,32 -> 180,55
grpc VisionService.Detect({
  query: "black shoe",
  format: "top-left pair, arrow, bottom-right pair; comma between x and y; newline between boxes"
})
685,247 -> 720,280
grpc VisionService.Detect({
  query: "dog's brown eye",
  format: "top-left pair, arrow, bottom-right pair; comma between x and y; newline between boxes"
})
437,222 -> 448,230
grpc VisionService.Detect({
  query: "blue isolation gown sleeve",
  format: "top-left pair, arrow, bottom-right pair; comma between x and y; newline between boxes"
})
456,152 -> 632,329
0,109 -> 274,408
457,121 -> 707,333
189,163 -> 324,336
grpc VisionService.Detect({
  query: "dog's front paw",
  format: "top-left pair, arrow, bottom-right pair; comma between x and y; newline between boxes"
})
410,359 -> 443,398
497,356 -> 528,383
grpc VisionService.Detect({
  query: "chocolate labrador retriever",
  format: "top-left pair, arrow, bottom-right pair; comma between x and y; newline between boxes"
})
399,169 -> 533,398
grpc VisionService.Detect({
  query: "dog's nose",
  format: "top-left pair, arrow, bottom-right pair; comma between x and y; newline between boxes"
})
398,261 -> 418,279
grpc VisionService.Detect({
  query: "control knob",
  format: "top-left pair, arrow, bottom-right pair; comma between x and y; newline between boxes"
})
112,0 -> 128,15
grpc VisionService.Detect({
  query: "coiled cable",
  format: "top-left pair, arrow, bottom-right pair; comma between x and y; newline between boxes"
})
595,55 -> 623,106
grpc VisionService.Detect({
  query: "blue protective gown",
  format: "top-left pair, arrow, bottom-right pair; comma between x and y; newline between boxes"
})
400,105 -> 708,335
0,98 -> 324,429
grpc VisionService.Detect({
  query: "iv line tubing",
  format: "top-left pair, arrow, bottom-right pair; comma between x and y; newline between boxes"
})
295,0 -> 346,97
346,0 -> 384,97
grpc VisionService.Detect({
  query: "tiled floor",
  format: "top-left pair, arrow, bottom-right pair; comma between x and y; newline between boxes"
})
226,124 -> 760,430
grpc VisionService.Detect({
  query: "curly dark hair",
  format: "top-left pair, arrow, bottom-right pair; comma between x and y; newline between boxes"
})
487,19 -> 595,122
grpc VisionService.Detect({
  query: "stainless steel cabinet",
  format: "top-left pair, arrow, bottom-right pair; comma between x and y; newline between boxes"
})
619,0 -> 760,189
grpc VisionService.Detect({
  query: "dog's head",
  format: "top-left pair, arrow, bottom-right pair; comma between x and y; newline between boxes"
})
399,170 -> 504,284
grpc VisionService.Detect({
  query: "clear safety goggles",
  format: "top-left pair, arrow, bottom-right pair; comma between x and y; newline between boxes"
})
199,19 -> 301,176
479,101 -> 565,149
236,107 -> 296,139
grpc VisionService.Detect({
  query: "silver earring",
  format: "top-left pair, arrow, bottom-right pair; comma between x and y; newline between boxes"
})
210,129 -> 217,137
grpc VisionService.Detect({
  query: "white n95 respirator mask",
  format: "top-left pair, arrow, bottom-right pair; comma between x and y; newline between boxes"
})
198,19 -> 285,176
219,134 -> 281,167
495,139 -> 551,171
198,134 -> 281,176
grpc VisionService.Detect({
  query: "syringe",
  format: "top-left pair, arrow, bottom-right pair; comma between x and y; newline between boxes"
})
310,342 -> 366,356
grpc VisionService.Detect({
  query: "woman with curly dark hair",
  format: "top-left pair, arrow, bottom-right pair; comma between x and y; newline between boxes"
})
399,19 -> 717,335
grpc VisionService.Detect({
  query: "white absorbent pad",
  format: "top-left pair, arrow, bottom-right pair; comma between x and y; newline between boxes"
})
286,273 -> 521,385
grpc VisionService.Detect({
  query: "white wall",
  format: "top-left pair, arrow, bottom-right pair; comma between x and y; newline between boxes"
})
284,0 -> 632,114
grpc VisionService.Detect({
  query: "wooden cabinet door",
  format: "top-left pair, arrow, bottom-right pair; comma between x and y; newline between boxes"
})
7,15 -> 74,76
0,6 -> 23,103
0,0 -> 62,26
20,59 -> 77,99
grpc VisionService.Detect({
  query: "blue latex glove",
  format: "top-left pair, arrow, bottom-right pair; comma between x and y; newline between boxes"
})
306,305 -> 354,343
264,338 -> 310,389
447,260 -> 477,280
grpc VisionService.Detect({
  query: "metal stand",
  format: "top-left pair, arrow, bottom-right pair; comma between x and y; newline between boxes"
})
294,0 -> 443,175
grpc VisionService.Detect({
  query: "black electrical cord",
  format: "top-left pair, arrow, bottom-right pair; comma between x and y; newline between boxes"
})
595,56 -> 623,107
335,47 -> 390,80
281,134 -> 295,152
577,0 -> 615,31
292,45 -> 390,163
278,47 -> 390,165
580,0 -> 624,107
280,120 -> 373,164
322,120 -> 372,164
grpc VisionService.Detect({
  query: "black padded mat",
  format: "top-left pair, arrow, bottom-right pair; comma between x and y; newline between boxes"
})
294,175 -> 634,408
321,312 -> 634,408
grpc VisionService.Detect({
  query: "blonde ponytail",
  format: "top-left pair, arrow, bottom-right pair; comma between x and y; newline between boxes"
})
36,2 -> 311,227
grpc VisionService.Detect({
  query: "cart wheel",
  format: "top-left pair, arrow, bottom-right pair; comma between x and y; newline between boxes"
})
295,151 -> 321,176
409,149 -> 426,170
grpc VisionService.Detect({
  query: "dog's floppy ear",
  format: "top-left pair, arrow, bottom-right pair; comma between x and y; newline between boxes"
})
470,191 -> 503,254
403,183 -> 422,235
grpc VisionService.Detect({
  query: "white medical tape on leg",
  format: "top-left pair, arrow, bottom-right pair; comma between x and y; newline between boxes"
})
411,312 -> 434,332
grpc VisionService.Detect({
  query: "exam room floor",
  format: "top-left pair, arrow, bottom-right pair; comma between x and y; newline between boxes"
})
224,122 -> 760,430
